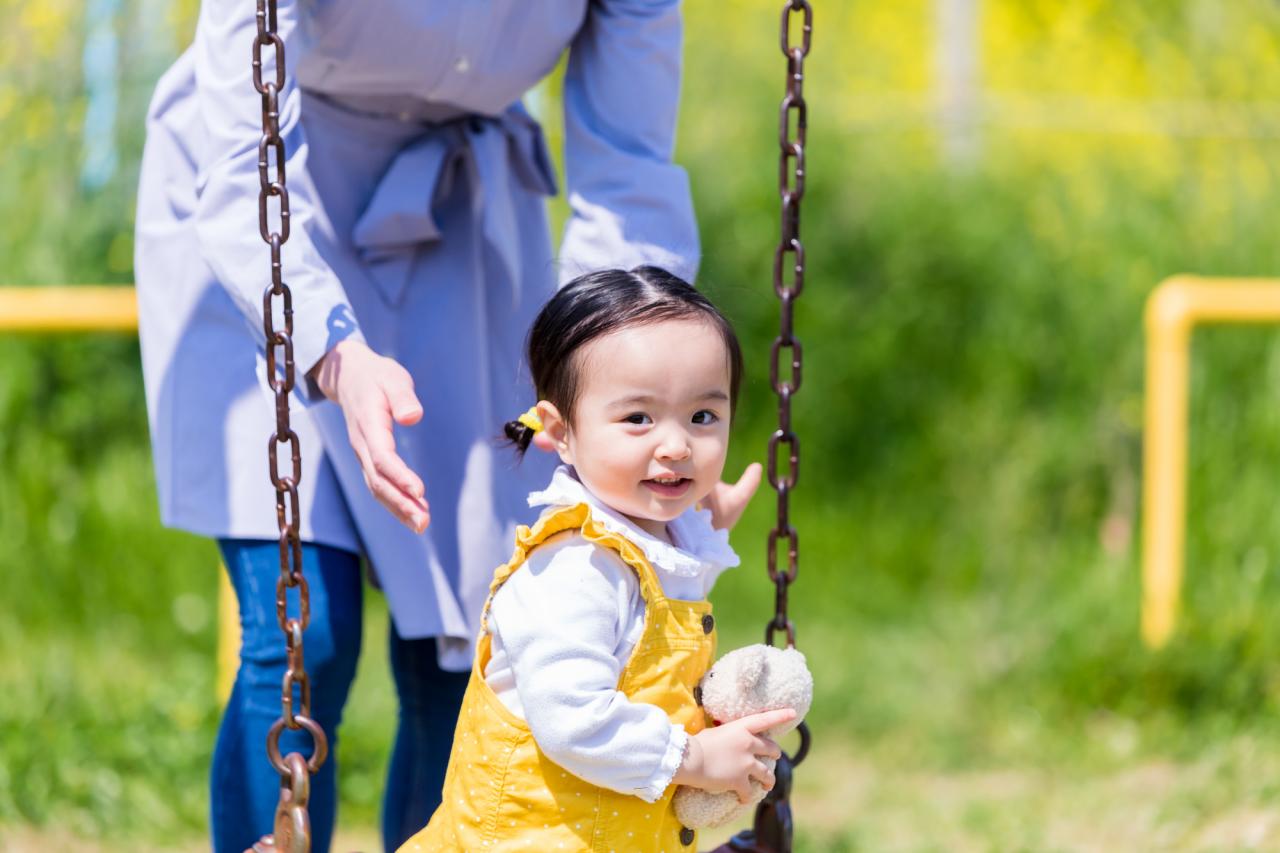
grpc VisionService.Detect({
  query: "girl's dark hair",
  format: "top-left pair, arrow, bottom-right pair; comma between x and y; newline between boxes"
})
504,266 -> 743,457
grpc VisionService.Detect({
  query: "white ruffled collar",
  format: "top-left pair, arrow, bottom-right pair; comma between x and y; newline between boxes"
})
527,465 -> 740,579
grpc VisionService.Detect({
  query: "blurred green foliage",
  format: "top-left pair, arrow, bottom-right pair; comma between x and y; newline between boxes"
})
11,0 -> 1280,848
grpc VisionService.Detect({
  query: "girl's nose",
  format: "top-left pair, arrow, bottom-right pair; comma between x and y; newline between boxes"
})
656,428 -> 692,461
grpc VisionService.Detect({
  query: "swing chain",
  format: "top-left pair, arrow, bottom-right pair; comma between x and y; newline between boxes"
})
713,12 -> 814,852
249,0 -> 325,848
708,7 -> 816,853
767,0 -> 810,653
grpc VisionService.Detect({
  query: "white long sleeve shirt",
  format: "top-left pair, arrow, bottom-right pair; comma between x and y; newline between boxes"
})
483,465 -> 739,802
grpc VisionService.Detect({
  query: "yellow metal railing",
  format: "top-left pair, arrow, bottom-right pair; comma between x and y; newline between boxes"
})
1142,276 -> 1280,648
0,285 -> 241,700
0,285 -> 139,331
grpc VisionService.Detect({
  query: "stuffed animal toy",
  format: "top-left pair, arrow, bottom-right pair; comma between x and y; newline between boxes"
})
673,644 -> 814,829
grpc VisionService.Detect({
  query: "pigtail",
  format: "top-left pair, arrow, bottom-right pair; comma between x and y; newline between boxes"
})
503,419 -> 536,458
502,406 -> 543,460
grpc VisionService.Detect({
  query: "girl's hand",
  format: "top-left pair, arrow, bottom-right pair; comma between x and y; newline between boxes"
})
702,462 -> 763,530
311,339 -> 431,532
673,707 -> 796,803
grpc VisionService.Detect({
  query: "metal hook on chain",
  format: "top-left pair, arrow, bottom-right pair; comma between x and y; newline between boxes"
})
249,753 -> 313,853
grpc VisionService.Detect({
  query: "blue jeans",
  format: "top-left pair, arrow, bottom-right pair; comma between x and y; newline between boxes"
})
213,539 -> 470,853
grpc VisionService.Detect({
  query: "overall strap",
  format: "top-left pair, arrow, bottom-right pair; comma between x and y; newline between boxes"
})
479,502 -> 667,634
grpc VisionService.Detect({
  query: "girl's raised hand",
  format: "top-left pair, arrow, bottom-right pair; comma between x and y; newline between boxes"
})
673,707 -> 796,803
312,339 -> 431,533
702,462 -> 763,531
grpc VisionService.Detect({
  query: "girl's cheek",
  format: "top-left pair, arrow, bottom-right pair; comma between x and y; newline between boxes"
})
698,435 -> 729,459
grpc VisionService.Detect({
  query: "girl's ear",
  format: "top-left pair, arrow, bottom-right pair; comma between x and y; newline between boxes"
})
536,401 -> 573,465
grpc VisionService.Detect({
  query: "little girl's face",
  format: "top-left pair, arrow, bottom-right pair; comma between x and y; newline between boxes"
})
541,317 -> 732,540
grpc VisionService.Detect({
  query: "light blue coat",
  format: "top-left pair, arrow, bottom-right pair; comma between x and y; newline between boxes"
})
134,0 -> 699,670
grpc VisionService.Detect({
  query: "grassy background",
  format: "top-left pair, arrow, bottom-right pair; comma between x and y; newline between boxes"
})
10,0 -> 1280,849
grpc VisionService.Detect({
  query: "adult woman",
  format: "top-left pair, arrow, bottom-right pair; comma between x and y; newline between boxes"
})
134,1 -> 717,850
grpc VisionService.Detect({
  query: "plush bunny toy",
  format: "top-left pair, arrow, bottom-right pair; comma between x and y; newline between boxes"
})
673,644 -> 814,830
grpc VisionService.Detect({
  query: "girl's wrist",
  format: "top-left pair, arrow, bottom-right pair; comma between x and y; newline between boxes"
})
672,733 -> 704,787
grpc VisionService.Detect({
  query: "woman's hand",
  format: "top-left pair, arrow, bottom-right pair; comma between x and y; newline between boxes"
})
702,462 -> 763,530
672,707 -> 795,803
311,339 -> 431,533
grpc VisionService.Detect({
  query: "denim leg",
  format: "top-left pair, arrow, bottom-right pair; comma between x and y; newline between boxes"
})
211,538 -> 363,853
380,627 -> 471,850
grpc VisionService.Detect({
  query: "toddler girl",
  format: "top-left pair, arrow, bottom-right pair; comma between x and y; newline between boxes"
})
401,266 -> 795,852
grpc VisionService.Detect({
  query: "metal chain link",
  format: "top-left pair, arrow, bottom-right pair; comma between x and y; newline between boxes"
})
766,0 -> 810,659
713,11 -> 815,852
248,0 -> 326,848
737,8 -> 815,852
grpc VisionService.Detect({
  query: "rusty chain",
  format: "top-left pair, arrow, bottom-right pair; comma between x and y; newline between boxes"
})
765,0 -> 812,802
710,7 -> 815,853
766,0 -> 809,666
768,0 -> 813,779
247,0 -> 326,848
712,10 -> 814,853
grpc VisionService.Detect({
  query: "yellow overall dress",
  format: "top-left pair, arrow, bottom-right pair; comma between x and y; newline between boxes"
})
401,501 -> 717,852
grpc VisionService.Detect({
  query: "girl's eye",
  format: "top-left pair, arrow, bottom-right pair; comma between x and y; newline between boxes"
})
624,413 -> 652,425
692,410 -> 719,425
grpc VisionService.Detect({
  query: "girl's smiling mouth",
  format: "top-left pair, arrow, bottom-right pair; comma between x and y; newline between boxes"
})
642,477 -> 692,498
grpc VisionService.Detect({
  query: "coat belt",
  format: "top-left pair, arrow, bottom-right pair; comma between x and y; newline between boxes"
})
347,100 -> 558,306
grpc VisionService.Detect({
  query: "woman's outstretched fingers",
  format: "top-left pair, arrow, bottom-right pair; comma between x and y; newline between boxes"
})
357,404 -> 429,531
383,363 -> 424,426
369,433 -> 425,502
318,340 -> 431,531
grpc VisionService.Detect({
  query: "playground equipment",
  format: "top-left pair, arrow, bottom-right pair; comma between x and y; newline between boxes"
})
0,286 -> 137,331
1142,276 -> 1280,648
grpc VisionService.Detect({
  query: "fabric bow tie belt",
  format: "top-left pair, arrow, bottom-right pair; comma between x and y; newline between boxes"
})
349,101 -> 558,306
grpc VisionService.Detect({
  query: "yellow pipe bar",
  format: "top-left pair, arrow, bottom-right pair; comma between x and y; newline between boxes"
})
0,285 -> 138,331
0,285 -> 240,701
1143,276 -> 1280,648
216,570 -> 239,703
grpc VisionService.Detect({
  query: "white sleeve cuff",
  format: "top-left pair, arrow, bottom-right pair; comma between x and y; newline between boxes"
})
638,723 -> 688,804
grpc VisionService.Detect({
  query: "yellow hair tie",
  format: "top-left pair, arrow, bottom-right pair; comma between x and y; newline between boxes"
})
517,406 -> 543,433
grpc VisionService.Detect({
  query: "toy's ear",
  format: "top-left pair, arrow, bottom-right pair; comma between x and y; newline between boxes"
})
738,646 -> 767,689
782,647 -> 810,675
